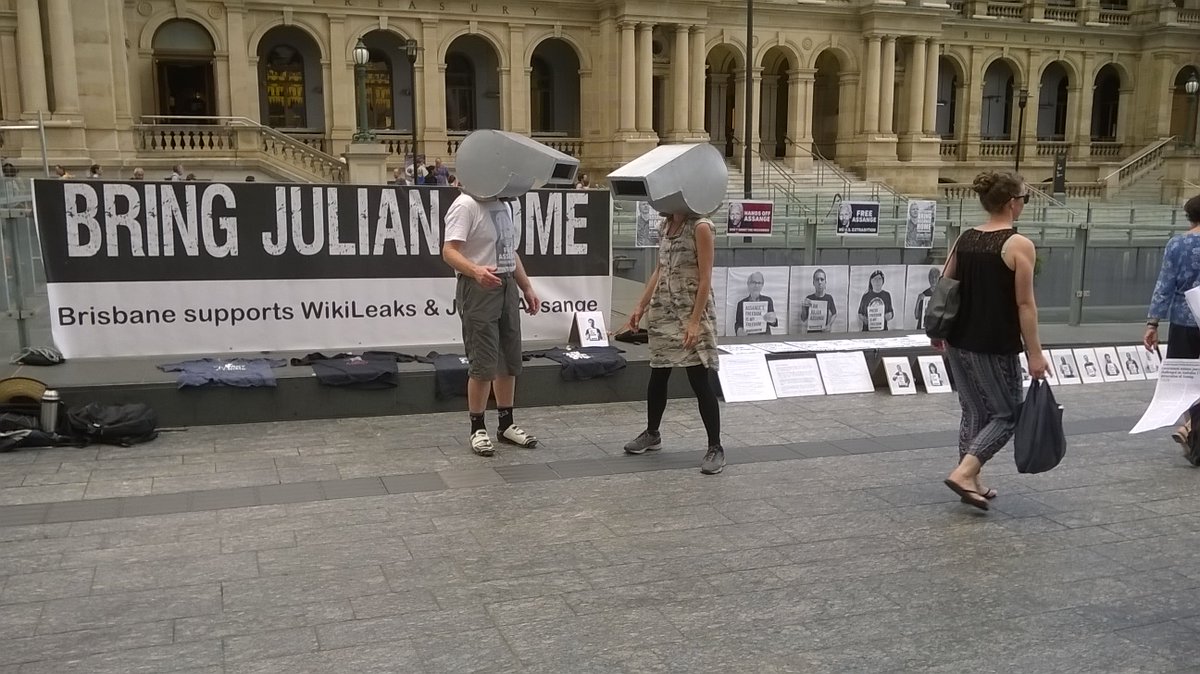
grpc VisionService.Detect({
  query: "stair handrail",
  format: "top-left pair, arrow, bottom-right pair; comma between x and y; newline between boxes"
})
783,136 -> 851,193
1099,136 -> 1176,186
739,146 -> 813,216
138,115 -> 347,179
1025,183 -> 1083,221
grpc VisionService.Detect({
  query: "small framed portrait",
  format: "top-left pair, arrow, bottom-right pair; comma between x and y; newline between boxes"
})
1115,345 -> 1146,381
882,357 -> 917,396
1072,348 -> 1105,384
1050,349 -> 1081,386
916,355 -> 953,394
1094,346 -> 1126,382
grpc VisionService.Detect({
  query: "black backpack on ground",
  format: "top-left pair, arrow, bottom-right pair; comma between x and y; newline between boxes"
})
66,403 -> 159,446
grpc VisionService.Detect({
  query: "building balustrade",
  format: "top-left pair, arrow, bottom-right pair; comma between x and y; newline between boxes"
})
1044,7 -> 1079,22
980,140 -> 1017,157
1090,141 -> 1123,158
1037,141 -> 1072,156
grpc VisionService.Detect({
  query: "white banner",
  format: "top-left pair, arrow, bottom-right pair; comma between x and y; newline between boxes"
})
47,276 -> 610,358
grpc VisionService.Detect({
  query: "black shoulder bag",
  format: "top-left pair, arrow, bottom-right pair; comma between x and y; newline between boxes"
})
923,237 -> 962,340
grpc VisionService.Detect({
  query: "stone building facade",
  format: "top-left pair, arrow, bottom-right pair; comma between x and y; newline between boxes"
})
0,0 -> 1197,193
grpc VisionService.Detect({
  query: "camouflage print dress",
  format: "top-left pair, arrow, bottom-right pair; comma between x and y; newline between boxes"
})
648,217 -> 720,370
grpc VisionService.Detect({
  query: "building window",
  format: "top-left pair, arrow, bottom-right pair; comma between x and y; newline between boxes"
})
365,49 -> 393,130
264,46 -> 306,128
530,56 -> 554,133
446,53 -> 475,132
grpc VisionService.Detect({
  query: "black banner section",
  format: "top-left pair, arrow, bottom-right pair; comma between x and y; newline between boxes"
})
33,180 -> 611,283
1052,154 -> 1067,194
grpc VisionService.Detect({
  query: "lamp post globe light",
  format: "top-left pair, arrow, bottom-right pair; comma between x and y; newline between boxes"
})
1015,87 -> 1029,174
352,39 -> 374,143
405,39 -> 420,169
1186,73 -> 1199,148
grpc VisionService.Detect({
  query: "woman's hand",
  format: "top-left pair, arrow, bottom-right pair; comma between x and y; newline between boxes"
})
1144,325 -> 1159,352
683,319 -> 702,350
625,305 -> 646,332
1028,351 -> 1051,380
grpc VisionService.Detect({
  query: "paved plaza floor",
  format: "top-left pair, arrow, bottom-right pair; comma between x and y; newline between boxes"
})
1,379 -> 1199,672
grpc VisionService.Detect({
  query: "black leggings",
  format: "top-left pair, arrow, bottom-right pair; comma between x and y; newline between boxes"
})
646,365 -> 721,447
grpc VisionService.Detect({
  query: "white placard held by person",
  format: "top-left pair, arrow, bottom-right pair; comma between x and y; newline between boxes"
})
717,353 -> 779,402
1131,359 -> 1200,433
741,301 -> 769,335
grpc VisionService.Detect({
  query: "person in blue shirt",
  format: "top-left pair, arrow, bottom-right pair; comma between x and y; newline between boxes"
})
1145,194 -> 1200,462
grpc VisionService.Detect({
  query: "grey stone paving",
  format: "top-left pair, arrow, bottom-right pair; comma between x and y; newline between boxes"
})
1,380 -> 1199,672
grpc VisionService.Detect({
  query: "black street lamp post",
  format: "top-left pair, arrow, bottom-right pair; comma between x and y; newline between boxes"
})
406,39 -> 420,168
1186,73 -> 1199,149
352,39 -> 374,143
743,0 -> 753,200
1014,87 -> 1029,174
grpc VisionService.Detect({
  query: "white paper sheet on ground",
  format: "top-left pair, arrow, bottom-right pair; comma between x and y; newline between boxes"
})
783,341 -> 818,352
1141,347 -> 1163,380
719,344 -> 769,355
916,355 -> 953,393
768,358 -> 826,397
753,342 -> 805,353
717,353 -> 778,402
816,351 -> 875,395
1116,345 -> 1147,380
1130,359 -> 1200,433
1018,353 -> 1034,388
1072,348 -> 1105,384
882,357 -> 917,395
1187,286 -> 1200,323
1095,346 -> 1126,383
1050,349 -> 1082,385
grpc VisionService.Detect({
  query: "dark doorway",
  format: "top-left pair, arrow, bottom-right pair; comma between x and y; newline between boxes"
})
157,61 -> 215,122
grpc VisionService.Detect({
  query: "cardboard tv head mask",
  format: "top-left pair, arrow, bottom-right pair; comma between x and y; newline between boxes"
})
606,143 -> 728,216
455,130 -> 580,200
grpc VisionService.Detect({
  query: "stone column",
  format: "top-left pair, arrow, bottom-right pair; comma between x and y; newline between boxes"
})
734,71 -> 746,157
619,22 -> 636,132
0,33 -> 21,120
420,20 -> 446,156
225,8 -> 253,120
16,0 -> 47,115
863,36 -> 882,133
880,36 -> 896,135
924,39 -> 939,136
1115,86 -> 1132,147
788,69 -> 810,162
673,24 -> 689,138
327,16 -> 353,149
760,74 -> 778,155
636,23 -> 654,134
106,0 -> 132,125
508,24 -> 529,134
749,67 -> 762,156
690,26 -> 706,136
709,73 -> 729,148
1070,52 -> 1094,161
45,0 -> 80,114
906,37 -> 926,139
838,74 -> 859,151
1152,54 -> 1175,138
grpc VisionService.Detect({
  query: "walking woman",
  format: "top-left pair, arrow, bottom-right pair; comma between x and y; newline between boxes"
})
938,171 -> 1049,510
621,208 -> 725,474
1144,194 -> 1200,464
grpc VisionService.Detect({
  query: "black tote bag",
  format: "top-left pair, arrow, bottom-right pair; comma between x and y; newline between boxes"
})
1013,379 -> 1066,473
923,239 -> 961,340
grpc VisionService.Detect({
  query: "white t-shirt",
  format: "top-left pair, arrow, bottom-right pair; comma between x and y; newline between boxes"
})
444,193 -> 517,273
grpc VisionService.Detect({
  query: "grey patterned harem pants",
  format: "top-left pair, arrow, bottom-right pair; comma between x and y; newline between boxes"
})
945,346 -> 1024,464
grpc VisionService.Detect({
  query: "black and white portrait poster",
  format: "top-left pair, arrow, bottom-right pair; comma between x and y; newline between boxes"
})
916,355 -> 953,393
902,265 -> 943,331
634,201 -> 663,248
787,265 -> 850,334
33,180 -> 612,358
711,267 -> 728,337
1072,348 -> 1105,384
836,200 -> 880,236
849,265 -> 906,332
882,357 -> 917,396
1140,347 -> 1162,380
904,200 -> 937,249
726,267 -> 790,337
1116,345 -> 1147,380
1050,349 -> 1082,385
1095,346 -> 1127,382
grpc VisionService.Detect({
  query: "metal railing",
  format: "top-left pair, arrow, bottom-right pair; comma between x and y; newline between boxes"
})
137,116 -> 346,183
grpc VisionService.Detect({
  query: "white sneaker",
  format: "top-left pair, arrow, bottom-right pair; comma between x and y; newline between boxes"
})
470,430 -> 495,457
499,425 -> 538,448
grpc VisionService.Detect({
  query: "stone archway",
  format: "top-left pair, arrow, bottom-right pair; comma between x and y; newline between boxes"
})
981,59 -> 1017,140
444,35 -> 501,132
812,50 -> 845,159
257,26 -> 324,130
1091,64 -> 1122,141
530,38 -> 581,136
1037,61 -> 1070,141
153,19 -> 216,121
760,47 -> 792,159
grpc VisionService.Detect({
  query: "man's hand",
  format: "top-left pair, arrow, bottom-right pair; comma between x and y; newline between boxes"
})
684,319 -> 703,350
473,265 -> 502,289
1028,351 -> 1051,380
765,312 -> 777,324
522,287 -> 540,315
